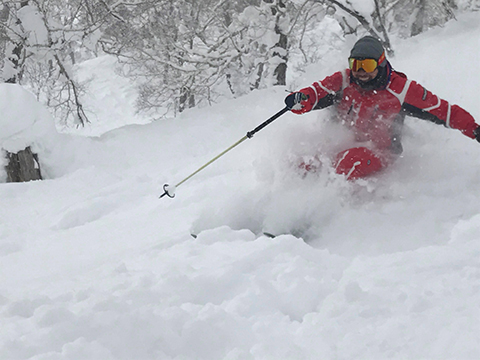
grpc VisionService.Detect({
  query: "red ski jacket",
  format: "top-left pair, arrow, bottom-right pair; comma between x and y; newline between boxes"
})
295,65 -> 479,155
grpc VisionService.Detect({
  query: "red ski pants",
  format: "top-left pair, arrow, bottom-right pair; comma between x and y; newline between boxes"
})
334,147 -> 384,180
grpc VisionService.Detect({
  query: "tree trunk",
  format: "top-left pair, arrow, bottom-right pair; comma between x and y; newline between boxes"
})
411,0 -> 426,37
252,62 -> 265,90
179,86 -> 195,113
273,30 -> 287,86
272,0 -> 287,86
5,146 -> 42,182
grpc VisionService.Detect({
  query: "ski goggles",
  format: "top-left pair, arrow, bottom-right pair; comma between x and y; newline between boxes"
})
348,52 -> 386,73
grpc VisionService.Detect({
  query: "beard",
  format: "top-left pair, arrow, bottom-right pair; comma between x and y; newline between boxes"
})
352,64 -> 389,90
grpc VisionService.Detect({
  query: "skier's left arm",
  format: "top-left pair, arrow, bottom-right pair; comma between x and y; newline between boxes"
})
402,81 -> 480,141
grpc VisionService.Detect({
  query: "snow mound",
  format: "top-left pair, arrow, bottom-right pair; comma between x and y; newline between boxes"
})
0,83 -> 57,153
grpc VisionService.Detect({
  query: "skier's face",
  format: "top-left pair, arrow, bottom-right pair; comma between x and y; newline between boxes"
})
352,68 -> 379,83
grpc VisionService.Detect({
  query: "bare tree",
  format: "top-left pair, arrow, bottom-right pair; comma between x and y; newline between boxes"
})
375,0 -> 458,38
1,1 -> 29,83
99,0 -> 257,115
324,0 -> 394,54
1,0 -> 91,126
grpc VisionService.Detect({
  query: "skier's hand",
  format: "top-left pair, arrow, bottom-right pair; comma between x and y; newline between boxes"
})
474,126 -> 480,143
285,88 -> 315,114
285,92 -> 307,110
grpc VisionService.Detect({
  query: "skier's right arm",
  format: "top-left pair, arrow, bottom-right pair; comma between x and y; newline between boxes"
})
285,71 -> 347,115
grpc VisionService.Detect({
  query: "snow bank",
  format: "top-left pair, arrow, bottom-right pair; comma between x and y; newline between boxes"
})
0,83 -> 58,153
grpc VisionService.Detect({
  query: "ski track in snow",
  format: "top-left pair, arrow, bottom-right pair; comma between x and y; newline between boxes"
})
1,12 -> 480,360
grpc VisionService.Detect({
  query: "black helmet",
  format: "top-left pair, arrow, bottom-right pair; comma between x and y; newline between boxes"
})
350,36 -> 386,67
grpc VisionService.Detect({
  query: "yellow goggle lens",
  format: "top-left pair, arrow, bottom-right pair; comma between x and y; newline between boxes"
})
348,58 -> 378,73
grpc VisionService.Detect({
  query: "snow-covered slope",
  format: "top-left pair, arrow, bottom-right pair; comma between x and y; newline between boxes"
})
1,12 -> 480,360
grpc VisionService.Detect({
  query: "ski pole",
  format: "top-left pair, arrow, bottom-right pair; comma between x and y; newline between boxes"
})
160,106 -> 289,198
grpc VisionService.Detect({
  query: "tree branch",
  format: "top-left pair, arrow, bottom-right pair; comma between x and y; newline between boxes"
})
323,0 -> 393,54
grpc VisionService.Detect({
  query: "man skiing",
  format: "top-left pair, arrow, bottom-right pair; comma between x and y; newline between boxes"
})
285,36 -> 480,180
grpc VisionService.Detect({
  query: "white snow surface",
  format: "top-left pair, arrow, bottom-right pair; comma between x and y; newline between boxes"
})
2,13 -> 480,360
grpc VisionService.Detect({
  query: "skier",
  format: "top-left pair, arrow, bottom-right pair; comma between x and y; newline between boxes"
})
285,36 -> 480,180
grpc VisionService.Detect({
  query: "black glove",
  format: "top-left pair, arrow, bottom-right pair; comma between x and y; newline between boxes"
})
285,92 -> 308,110
474,126 -> 480,143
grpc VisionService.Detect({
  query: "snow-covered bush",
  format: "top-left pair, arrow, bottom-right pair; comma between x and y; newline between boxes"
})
0,83 -> 58,182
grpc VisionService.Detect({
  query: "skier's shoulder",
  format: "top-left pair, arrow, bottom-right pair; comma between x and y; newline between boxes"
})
322,68 -> 349,81
387,69 -> 422,96
317,68 -> 350,91
388,69 -> 408,87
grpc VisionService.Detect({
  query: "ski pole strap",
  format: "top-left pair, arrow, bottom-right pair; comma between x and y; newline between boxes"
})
246,107 -> 289,138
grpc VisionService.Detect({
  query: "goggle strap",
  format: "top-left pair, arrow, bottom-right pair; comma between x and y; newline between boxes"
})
377,51 -> 386,66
